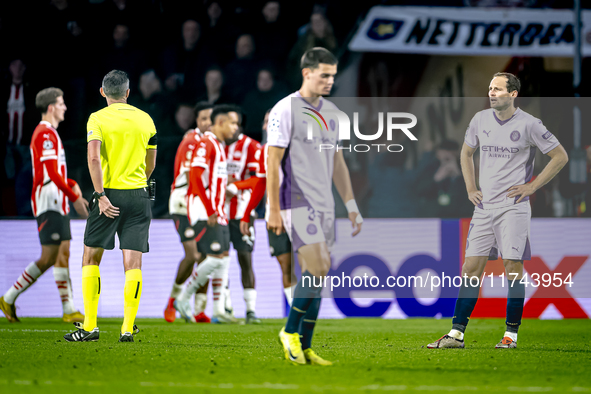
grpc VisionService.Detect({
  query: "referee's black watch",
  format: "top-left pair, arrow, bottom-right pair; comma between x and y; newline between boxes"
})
93,191 -> 106,200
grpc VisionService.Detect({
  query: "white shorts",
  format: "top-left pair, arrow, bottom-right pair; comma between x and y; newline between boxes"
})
465,202 -> 531,261
280,207 -> 335,252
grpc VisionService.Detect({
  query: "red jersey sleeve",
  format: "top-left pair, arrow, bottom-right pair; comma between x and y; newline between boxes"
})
245,140 -> 261,174
240,177 -> 266,223
255,144 -> 267,178
33,130 -> 59,163
33,130 -> 78,202
190,139 -> 213,171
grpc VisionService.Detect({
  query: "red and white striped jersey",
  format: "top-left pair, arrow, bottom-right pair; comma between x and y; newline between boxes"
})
7,83 -> 25,145
224,134 -> 261,220
169,129 -> 202,215
30,121 -> 69,216
256,144 -> 268,178
188,131 -> 228,225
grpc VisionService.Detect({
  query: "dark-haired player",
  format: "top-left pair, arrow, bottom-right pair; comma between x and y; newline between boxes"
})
267,48 -> 363,365
224,111 -> 262,324
174,105 -> 240,324
427,72 -> 568,349
0,87 -> 88,323
164,102 -> 213,323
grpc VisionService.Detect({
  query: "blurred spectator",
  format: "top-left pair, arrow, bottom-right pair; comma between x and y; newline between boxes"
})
89,0 -> 159,50
261,108 -> 271,145
174,103 -> 196,134
414,140 -> 472,218
151,102 -> 194,218
287,12 -> 338,89
99,24 -> 148,88
203,0 -> 241,66
254,1 -> 294,71
241,68 -> 289,140
2,56 -> 37,216
160,19 -> 217,101
129,69 -> 174,133
43,0 -> 89,80
196,67 -> 232,105
224,34 -> 260,103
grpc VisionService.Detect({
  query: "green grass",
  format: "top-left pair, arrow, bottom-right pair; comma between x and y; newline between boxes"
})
0,318 -> 590,393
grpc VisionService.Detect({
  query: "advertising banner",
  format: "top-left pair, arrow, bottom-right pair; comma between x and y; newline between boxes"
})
1,219 -> 589,319
349,6 -> 591,57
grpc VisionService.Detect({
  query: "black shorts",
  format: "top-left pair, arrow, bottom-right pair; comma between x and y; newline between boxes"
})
84,188 -> 151,252
36,211 -> 71,245
268,228 -> 291,257
194,221 -> 230,255
173,214 -> 195,243
229,219 -> 254,252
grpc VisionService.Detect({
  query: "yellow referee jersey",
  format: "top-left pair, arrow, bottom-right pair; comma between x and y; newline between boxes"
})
87,103 -> 157,190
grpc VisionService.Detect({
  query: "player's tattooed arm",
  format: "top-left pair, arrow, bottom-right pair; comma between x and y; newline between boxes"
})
460,142 -> 483,206
508,144 -> 568,203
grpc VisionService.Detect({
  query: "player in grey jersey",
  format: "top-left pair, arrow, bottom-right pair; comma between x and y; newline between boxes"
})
267,48 -> 363,365
427,72 -> 568,350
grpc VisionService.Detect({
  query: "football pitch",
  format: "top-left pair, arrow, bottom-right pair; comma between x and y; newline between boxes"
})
0,318 -> 590,393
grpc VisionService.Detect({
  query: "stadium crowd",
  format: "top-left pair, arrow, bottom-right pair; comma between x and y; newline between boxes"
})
1,0 -> 590,219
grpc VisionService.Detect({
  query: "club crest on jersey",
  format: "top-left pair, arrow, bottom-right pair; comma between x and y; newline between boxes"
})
43,140 -> 54,150
510,130 -> 521,142
307,224 -> 318,235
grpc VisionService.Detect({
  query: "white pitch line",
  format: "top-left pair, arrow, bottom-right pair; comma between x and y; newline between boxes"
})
2,380 -> 588,392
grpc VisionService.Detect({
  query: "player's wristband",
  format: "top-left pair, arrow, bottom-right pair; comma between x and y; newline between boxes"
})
346,199 -> 363,224
227,183 -> 238,195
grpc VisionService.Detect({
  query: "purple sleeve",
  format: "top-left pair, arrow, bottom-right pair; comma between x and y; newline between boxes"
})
464,114 -> 479,149
529,119 -> 560,154
266,101 -> 291,148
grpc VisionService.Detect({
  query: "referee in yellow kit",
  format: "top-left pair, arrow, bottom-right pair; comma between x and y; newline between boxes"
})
65,70 -> 157,343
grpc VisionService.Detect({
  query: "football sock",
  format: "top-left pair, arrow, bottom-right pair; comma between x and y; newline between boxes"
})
451,277 -> 480,330
506,280 -> 525,334
53,267 -> 76,314
4,262 -> 42,304
82,265 -> 101,331
194,293 -> 207,315
122,269 -> 142,334
284,284 -> 296,307
504,331 -> 518,342
212,256 -> 230,316
224,286 -> 233,312
177,256 -> 222,302
244,288 -> 256,313
299,296 -> 321,350
448,329 -> 464,340
285,271 -> 323,334
170,283 -> 183,299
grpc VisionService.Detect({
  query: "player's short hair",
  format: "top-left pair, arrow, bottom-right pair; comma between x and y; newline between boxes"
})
211,104 -> 241,124
493,72 -> 520,94
102,70 -> 130,99
300,47 -> 338,70
194,101 -> 213,118
35,87 -> 63,114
